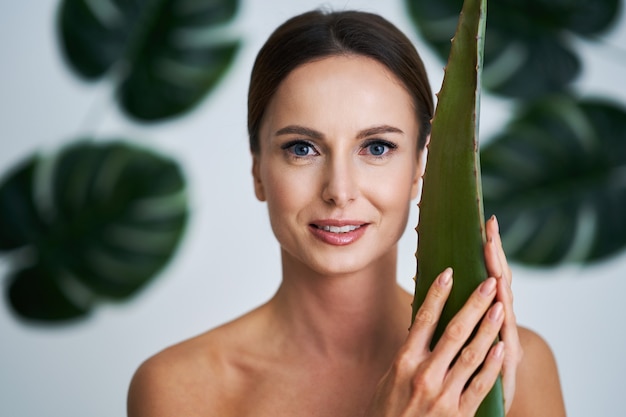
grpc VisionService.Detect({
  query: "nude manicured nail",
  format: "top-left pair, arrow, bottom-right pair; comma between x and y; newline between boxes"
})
438,268 -> 452,285
489,302 -> 503,321
493,341 -> 505,358
480,277 -> 496,295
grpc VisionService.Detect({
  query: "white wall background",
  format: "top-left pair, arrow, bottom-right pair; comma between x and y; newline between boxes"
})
1,1 -> 625,416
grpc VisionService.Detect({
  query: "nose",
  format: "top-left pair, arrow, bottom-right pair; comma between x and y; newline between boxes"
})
321,155 -> 358,208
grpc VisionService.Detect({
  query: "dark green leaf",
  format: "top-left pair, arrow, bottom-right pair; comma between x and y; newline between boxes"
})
406,0 -> 620,98
481,96 -> 626,265
58,0 -> 241,121
7,266 -> 90,322
0,157 -> 47,250
1,140 -> 189,322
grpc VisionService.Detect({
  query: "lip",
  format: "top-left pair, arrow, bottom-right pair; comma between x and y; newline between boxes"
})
309,220 -> 369,246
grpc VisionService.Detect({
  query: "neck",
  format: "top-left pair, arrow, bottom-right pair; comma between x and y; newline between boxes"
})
268,247 -> 411,363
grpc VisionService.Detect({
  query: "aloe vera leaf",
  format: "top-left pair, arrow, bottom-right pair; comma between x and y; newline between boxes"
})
411,0 -> 504,415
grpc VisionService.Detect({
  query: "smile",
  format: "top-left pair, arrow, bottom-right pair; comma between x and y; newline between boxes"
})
315,224 -> 362,233
309,222 -> 368,246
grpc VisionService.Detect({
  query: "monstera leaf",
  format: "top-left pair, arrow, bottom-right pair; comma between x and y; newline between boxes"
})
481,96 -> 626,265
58,0 -> 241,121
406,0 -> 619,98
0,140 -> 188,322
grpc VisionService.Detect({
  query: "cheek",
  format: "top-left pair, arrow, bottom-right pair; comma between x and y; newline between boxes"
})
264,165 -> 315,219
372,161 -> 418,206
369,162 -> 418,237
262,166 -> 320,250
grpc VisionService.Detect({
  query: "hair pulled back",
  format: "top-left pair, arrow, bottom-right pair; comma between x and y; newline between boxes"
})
247,9 -> 434,154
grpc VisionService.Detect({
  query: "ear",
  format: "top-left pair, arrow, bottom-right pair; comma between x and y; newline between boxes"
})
411,135 -> 429,201
251,153 -> 266,201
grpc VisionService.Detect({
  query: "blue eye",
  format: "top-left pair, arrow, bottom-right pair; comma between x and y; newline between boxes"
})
293,143 -> 312,156
362,140 -> 396,157
368,143 -> 387,156
281,140 -> 317,158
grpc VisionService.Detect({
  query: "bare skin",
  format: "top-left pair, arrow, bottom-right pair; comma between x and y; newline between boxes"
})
127,220 -> 566,417
128,56 -> 566,416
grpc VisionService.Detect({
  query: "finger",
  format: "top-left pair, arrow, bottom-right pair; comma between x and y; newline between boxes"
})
487,215 -> 512,286
484,234 -> 503,280
496,267 -> 515,326
407,267 -> 453,352
444,302 -> 504,394
496,267 -> 516,348
459,341 -> 505,416
485,219 -> 520,413
431,277 -> 498,367
496,275 -> 521,411
487,216 -> 516,354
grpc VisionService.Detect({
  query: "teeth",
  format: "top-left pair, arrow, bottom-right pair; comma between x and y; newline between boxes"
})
321,225 -> 361,233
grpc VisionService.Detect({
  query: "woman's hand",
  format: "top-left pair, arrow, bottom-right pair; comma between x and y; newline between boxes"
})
365,268 -> 505,416
484,215 -> 523,413
364,215 -> 524,417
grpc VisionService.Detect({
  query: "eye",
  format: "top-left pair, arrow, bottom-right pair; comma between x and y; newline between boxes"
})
368,143 -> 387,156
282,140 -> 318,157
361,140 -> 397,157
293,143 -> 313,156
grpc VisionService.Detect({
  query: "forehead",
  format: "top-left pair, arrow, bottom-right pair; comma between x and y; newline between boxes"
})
261,55 -> 418,136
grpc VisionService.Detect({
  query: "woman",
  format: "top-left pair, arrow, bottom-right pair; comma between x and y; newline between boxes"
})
128,10 -> 565,416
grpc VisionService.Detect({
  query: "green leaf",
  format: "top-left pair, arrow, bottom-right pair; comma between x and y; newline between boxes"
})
58,0 -> 241,121
0,156 -> 47,250
481,96 -> 626,265
406,0 -> 620,98
412,0 -> 504,415
0,140 -> 189,322
7,266 -> 90,322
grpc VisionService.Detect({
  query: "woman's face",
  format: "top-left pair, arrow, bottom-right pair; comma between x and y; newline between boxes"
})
253,55 -> 425,277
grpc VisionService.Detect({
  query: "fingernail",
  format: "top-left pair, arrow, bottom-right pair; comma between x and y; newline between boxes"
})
438,267 -> 452,285
489,302 -> 503,321
480,277 -> 496,296
493,341 -> 505,358
493,215 -> 499,233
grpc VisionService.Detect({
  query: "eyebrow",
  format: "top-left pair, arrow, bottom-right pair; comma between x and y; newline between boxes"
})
356,125 -> 404,139
274,124 -> 404,140
275,125 -> 323,139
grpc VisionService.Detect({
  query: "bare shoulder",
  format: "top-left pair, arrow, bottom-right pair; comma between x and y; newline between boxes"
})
508,326 -> 566,417
127,308 -> 266,417
127,330 -> 226,417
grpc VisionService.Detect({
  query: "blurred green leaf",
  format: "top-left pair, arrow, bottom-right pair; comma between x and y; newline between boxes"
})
8,266 -> 90,321
481,96 -> 626,265
0,140 -> 189,322
406,0 -> 620,98
58,0 -> 241,121
0,156 -> 46,251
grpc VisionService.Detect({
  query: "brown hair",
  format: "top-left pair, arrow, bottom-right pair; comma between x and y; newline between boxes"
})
247,9 -> 434,154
